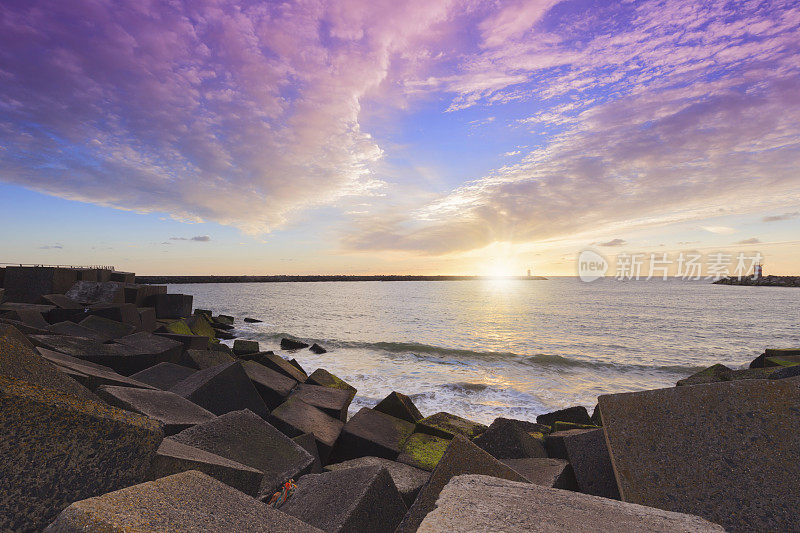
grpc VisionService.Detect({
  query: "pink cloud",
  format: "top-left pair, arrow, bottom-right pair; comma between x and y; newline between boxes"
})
0,0 -> 455,233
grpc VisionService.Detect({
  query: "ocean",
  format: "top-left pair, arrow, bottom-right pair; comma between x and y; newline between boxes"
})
170,277 -> 800,425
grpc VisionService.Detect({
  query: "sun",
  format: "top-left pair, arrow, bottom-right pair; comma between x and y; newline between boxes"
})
486,263 -> 518,278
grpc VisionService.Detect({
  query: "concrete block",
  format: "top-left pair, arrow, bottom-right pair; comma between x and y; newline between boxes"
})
395,435 -> 528,533
310,342 -> 326,354
39,294 -> 83,309
148,439 -> 263,496
98,385 -> 216,436
233,338 -> 260,355
676,363 -> 733,386
244,350 -> 308,382
78,314 -> 136,339
397,432 -> 451,472
416,475 -> 724,533
48,320 -> 112,343
325,456 -> 429,507
0,375 -> 163,531
74,268 -> 98,281
155,332 -> 209,350
38,347 -> 157,392
0,324 -> 100,403
546,428 -> 595,460
29,334 -> 170,376
65,281 -> 126,305
750,348 -> 800,368
281,465 -> 407,533
123,283 -> 166,306
181,347 -> 235,369
289,383 -> 351,421
557,427 -> 619,499
501,458 -> 578,490
87,302 -> 140,328
115,331 -> 183,365
472,417 -> 548,459
599,378 -> 800,532
305,368 -> 356,401
138,307 -> 157,332
269,396 -> 344,464
330,407 -> 415,463
109,270 -> 136,283
281,337 -> 309,350
770,364 -> 800,379
186,314 -> 217,340
416,411 -> 488,440
374,390 -> 423,423
170,361 -> 269,418
43,471 -> 323,533
171,409 -> 315,496
2,307 -> 50,329
536,405 -> 592,427
145,293 -> 193,319
2,266 -> 78,303
242,360 -> 297,410
130,362 -> 197,390
293,432 -> 323,473
0,316 -> 52,336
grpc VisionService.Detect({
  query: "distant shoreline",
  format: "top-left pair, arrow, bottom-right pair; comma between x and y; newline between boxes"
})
714,275 -> 800,287
136,275 -> 548,284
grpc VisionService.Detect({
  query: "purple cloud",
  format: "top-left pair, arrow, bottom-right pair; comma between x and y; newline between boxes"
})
0,0 -> 452,233
345,0 -> 800,253
763,212 -> 799,222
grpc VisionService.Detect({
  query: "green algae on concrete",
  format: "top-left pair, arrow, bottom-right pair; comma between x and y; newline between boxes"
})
164,319 -> 193,335
397,432 -> 451,471
188,314 -> 217,340
416,411 -> 488,440
676,364 -> 733,386
765,356 -> 800,367
0,375 -> 163,532
306,368 -> 357,401
551,421 -> 599,432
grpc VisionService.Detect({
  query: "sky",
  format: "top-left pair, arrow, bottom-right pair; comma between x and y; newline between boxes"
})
1,0 -> 799,276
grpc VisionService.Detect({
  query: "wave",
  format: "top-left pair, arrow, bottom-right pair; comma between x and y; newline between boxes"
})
441,382 -> 491,394
252,331 -> 706,374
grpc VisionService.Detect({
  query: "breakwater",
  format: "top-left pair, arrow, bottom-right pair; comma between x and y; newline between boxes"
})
1,265 -> 798,532
714,275 -> 800,287
136,275 -> 547,284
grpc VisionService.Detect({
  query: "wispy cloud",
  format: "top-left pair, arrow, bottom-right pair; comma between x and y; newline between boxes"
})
598,239 -> 626,247
38,243 -> 63,250
762,211 -> 800,222
2,0 -> 799,260
170,235 -> 211,242
0,0 -> 454,234
702,226 -> 737,235
736,237 -> 762,245
345,1 -> 800,254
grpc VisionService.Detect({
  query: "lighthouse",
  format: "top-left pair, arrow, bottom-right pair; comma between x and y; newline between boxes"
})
754,262 -> 763,279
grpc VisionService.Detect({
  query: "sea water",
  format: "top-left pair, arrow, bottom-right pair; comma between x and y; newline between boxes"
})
171,277 -> 800,424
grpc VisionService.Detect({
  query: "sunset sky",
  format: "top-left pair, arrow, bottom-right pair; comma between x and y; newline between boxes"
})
1,0 -> 799,275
